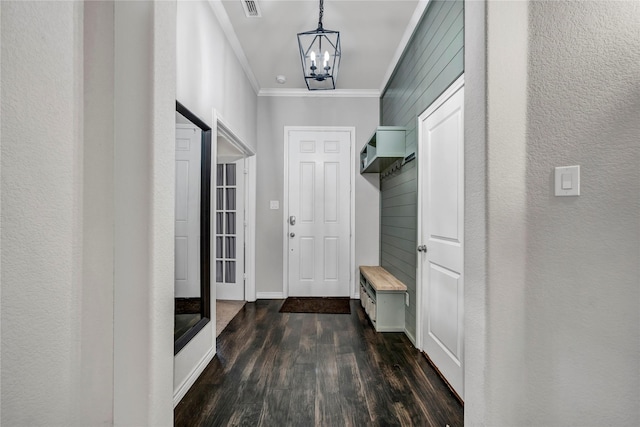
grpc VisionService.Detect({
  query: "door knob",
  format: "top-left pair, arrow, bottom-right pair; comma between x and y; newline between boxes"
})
417,245 -> 427,252
290,232 -> 295,238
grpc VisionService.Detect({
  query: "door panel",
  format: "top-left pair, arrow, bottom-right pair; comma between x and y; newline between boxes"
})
324,162 -> 339,222
428,264 -> 461,360
175,125 -> 201,298
300,162 -> 315,222
299,237 -> 315,281
288,129 -> 351,297
419,81 -> 464,398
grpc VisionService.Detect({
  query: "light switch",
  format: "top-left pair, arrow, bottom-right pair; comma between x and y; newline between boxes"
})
555,165 -> 580,196
269,200 -> 279,210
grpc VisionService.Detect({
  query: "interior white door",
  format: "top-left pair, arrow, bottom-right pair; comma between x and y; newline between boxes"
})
215,159 -> 245,300
175,124 -> 201,298
287,129 -> 351,297
418,80 -> 465,398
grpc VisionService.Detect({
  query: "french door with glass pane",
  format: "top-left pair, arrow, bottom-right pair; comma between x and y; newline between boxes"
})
215,161 -> 245,300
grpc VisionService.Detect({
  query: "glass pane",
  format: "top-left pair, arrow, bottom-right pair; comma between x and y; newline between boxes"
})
216,237 -> 223,259
225,236 -> 236,259
226,188 -> 236,210
225,261 -> 236,283
216,188 -> 224,210
215,260 -> 223,283
217,164 -> 224,185
226,212 -> 236,234
226,164 -> 236,186
216,213 -> 223,234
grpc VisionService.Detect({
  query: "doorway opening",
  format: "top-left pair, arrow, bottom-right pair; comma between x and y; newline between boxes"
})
213,112 -> 256,334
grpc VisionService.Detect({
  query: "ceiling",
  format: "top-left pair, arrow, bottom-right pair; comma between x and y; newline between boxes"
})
213,0 -> 426,95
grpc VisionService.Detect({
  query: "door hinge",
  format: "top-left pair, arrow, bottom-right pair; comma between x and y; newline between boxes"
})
244,169 -> 249,175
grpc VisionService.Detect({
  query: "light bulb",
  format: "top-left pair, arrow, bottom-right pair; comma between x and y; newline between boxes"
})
323,50 -> 330,68
310,51 -> 316,67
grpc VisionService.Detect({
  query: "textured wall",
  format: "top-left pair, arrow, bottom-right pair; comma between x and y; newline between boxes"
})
113,2 -> 176,425
81,1 -> 115,424
380,0 -> 464,340
462,0 -> 488,420
1,2 -> 84,425
521,1 -> 639,424
256,96 -> 380,296
1,1 -> 177,425
466,0 -> 640,425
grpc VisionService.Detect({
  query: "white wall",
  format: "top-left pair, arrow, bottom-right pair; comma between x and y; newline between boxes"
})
521,1 -> 639,424
174,0 -> 258,403
256,96 -> 380,296
466,1 -> 640,425
1,1 -> 177,425
463,0 -> 488,422
82,1 -> 115,424
176,0 -> 257,150
1,2 -> 84,425
113,1 -> 176,425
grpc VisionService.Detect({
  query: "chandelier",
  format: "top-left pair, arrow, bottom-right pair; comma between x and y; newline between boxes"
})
297,0 -> 341,90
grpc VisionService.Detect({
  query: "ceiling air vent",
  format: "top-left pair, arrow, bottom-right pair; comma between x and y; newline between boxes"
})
241,0 -> 262,18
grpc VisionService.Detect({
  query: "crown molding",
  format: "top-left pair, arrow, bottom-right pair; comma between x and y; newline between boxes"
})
207,0 -> 427,98
207,0 -> 260,95
258,88 -> 380,98
380,0 -> 431,94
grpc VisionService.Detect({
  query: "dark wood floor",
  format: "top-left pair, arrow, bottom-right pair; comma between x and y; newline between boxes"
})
174,299 -> 463,427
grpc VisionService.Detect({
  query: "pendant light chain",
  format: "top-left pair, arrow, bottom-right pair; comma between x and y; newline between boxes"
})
318,0 -> 324,29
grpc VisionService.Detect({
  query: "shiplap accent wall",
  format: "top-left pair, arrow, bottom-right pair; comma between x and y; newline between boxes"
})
380,0 -> 464,339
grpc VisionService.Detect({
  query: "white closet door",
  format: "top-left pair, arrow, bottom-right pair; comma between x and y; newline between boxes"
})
418,80 -> 465,399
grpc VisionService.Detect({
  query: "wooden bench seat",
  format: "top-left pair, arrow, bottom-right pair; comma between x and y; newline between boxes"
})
359,265 -> 407,292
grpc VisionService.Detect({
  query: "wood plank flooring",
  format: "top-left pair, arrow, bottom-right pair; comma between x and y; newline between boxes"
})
174,299 -> 463,427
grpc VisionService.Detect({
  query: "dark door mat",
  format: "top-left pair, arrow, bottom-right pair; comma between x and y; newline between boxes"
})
279,297 -> 351,314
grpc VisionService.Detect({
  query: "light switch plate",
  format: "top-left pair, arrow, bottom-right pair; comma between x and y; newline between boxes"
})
269,200 -> 279,210
555,165 -> 580,196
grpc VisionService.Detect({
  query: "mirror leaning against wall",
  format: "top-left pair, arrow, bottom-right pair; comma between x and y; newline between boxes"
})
174,101 -> 212,354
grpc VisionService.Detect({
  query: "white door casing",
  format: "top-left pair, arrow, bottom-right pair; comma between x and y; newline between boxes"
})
285,128 -> 354,297
212,110 -> 256,302
417,76 -> 465,399
175,124 -> 201,298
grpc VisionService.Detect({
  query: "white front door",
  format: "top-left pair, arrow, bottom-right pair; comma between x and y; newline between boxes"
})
418,77 -> 465,399
175,124 -> 201,298
215,159 -> 245,300
287,128 -> 352,297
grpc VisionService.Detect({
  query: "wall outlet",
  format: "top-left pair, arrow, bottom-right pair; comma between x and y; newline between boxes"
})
405,292 -> 410,307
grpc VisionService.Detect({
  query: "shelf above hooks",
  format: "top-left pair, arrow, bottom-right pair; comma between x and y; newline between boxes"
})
359,127 -> 406,174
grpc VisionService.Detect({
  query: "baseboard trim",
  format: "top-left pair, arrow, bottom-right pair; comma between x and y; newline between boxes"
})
173,347 -> 216,407
421,351 -> 464,406
256,291 -> 284,299
404,328 -> 417,347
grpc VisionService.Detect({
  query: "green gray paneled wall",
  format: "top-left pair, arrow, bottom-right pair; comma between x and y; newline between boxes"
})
380,0 -> 464,340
